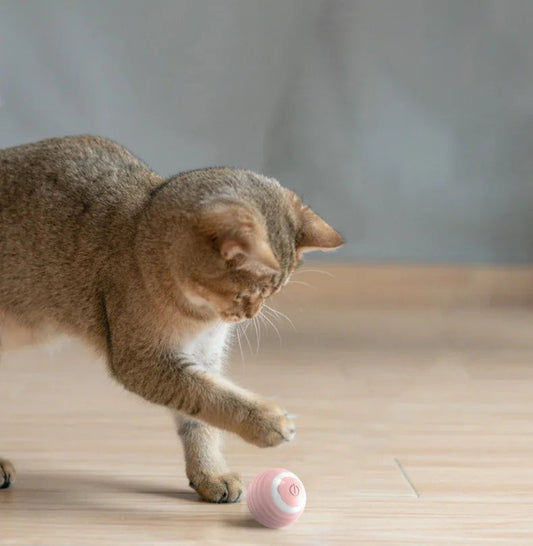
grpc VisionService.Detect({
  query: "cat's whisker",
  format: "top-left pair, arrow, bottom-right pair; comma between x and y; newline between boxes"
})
262,303 -> 281,318
263,304 -> 297,332
288,279 -> 315,289
251,316 -> 261,354
240,321 -> 254,355
261,306 -> 280,327
258,311 -> 282,346
294,268 -> 335,279
234,325 -> 245,364
257,316 -> 263,353
260,308 -> 284,341
285,413 -> 300,420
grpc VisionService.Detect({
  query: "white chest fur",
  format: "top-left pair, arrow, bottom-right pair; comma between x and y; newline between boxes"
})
180,322 -> 231,372
0,312 -> 61,352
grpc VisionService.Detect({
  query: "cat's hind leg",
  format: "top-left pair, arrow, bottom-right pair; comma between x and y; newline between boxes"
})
0,458 -> 15,489
174,412 -> 243,503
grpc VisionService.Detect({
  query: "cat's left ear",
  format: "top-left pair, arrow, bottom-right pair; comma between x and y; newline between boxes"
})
297,205 -> 344,253
195,202 -> 280,274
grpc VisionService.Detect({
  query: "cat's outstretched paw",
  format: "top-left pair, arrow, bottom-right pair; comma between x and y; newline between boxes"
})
189,472 -> 243,503
241,399 -> 296,448
0,458 -> 15,489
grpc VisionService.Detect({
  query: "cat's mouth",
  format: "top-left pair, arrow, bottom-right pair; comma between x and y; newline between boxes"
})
220,311 -> 259,323
221,313 -> 247,323
220,304 -> 263,323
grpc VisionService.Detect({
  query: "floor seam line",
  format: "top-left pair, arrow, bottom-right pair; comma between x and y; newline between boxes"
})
394,457 -> 420,498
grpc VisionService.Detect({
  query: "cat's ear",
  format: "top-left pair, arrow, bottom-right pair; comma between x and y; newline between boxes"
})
298,205 -> 344,253
195,202 -> 280,274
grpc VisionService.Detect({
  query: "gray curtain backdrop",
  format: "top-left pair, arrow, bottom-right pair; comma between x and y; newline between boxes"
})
1,0 -> 533,264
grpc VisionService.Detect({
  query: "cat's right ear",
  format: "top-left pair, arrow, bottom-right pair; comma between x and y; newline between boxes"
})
194,202 -> 280,274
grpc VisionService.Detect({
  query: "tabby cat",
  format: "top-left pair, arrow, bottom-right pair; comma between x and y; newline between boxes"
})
0,136 -> 343,502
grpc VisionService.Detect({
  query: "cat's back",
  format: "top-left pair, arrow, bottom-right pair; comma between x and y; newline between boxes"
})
0,136 -> 164,327
0,135 -> 156,205
0,135 -> 164,236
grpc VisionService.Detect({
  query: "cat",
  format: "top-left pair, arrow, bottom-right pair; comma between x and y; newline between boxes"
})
0,135 -> 343,502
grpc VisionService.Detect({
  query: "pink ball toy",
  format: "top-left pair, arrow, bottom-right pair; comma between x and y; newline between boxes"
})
246,468 -> 307,528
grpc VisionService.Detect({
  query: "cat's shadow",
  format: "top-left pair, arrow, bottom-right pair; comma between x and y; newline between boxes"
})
8,471 -> 199,510
3,471 -> 270,528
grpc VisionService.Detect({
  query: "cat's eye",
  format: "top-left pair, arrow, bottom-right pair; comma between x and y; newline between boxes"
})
235,293 -> 243,300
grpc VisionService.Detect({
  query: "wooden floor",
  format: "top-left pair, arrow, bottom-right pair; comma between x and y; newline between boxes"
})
2,265 -> 533,544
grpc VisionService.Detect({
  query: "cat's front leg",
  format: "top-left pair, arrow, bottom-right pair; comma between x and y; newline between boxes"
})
174,413 -> 243,503
109,346 -> 295,447
171,325 -> 243,502
103,286 -> 297,448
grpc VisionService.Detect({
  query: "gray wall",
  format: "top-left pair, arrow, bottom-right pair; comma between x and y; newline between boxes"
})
1,0 -> 533,264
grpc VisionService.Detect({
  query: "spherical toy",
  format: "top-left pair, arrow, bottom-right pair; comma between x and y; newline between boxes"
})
246,468 -> 306,528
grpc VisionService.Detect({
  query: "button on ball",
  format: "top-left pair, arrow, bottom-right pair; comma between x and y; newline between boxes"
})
246,468 -> 306,528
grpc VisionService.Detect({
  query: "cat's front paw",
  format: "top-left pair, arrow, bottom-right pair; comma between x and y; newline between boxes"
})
189,472 -> 243,503
241,399 -> 296,448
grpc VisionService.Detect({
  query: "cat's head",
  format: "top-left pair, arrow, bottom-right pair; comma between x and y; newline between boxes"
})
173,169 -> 343,323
